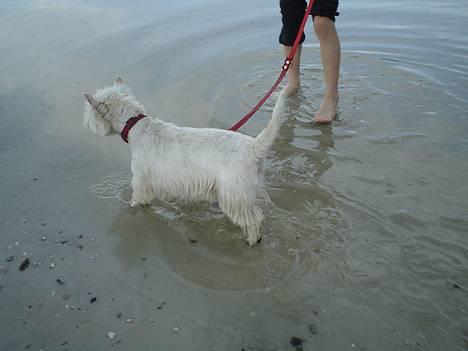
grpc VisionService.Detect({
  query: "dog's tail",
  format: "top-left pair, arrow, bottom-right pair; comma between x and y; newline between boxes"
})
252,87 -> 287,159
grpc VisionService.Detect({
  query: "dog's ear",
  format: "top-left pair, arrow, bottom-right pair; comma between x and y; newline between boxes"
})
115,76 -> 124,85
84,93 -> 99,109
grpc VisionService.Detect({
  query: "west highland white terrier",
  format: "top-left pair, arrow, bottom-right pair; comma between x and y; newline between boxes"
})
83,77 -> 286,245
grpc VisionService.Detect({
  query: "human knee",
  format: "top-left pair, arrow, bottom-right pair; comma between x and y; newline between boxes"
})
313,16 -> 334,40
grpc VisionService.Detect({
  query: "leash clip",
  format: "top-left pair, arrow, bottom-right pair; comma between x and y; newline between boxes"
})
282,58 -> 292,71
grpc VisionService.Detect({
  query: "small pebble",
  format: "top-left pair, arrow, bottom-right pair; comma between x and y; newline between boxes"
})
172,326 -> 181,333
90,297 -> 98,304
108,332 -> 116,340
308,323 -> 318,335
125,318 -> 133,323
51,290 -> 56,297
6,256 -> 14,262
290,337 -> 303,347
56,277 -> 65,285
50,262 -> 56,269
116,312 -> 122,319
189,239 -> 198,244
19,258 -> 30,271
453,283 -> 461,290
41,236 -> 46,241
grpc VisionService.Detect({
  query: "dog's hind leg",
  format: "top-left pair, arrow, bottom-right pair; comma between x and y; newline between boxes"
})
244,208 -> 264,246
218,187 -> 264,246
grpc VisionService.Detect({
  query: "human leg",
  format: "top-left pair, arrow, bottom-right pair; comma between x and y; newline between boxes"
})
311,1 -> 341,123
279,0 -> 307,96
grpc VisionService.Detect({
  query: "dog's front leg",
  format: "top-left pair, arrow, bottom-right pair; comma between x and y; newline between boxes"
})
130,175 -> 153,207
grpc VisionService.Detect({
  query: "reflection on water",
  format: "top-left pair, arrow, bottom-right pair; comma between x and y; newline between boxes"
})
1,0 -> 468,350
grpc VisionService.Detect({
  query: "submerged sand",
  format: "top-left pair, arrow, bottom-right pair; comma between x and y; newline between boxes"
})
1,0 -> 467,350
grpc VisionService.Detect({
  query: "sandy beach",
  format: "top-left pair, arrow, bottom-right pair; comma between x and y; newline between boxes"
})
1,0 -> 467,350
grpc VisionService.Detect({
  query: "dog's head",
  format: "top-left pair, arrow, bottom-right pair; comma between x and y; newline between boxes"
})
83,77 -> 143,136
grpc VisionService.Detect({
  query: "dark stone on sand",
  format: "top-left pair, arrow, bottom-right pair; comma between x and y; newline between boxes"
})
56,277 -> 65,285
308,323 -> 318,335
142,257 -> 146,261
189,239 -> 198,244
78,235 -> 83,239
453,283 -> 461,289
6,255 -> 14,262
90,297 -> 98,303
157,301 -> 166,310
19,258 -> 30,271
290,337 -> 303,346
116,312 -> 122,319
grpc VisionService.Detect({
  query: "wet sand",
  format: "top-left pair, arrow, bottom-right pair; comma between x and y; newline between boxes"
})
1,0 -> 467,350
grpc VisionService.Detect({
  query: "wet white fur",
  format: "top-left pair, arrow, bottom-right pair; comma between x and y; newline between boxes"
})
83,78 -> 286,245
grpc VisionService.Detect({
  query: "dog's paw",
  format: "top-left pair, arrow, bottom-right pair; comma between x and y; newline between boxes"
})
246,236 -> 262,247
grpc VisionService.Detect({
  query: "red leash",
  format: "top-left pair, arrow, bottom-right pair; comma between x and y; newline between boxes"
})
229,0 -> 316,131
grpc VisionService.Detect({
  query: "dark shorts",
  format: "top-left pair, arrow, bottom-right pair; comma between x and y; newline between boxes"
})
279,0 -> 339,46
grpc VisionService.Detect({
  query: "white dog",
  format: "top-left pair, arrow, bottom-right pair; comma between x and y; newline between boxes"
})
83,77 -> 286,245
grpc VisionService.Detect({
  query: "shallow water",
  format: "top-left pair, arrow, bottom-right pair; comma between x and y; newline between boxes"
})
1,0 -> 467,350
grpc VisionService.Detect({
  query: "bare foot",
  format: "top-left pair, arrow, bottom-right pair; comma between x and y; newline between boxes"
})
313,96 -> 338,124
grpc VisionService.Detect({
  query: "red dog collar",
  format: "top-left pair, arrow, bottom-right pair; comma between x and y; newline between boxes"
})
120,114 -> 146,143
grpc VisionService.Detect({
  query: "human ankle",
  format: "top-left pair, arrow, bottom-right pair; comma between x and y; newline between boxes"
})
324,93 -> 339,104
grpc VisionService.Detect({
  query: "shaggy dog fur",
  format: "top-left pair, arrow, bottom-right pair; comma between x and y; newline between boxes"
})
83,77 -> 286,245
